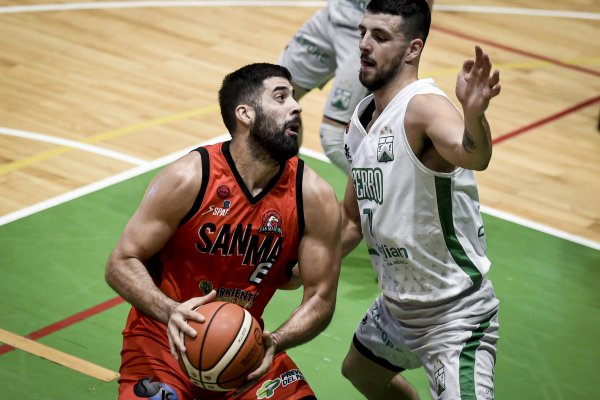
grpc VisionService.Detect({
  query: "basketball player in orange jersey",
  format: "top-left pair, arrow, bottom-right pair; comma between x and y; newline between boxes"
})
105,63 -> 342,400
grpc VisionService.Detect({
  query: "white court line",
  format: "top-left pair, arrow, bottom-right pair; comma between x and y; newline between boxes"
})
1,135 -> 598,251
0,1 -> 598,20
0,127 -> 147,165
0,134 -> 229,227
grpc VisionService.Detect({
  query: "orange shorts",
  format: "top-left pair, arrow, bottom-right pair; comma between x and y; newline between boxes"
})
118,333 -> 316,400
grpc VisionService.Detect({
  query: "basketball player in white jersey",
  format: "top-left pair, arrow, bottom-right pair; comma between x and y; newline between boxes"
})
340,1 -> 501,399
278,0 -> 434,174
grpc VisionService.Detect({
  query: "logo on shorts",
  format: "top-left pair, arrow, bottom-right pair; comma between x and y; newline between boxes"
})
133,377 -> 178,400
256,378 -> 281,399
377,134 -> 394,162
433,359 -> 446,396
331,88 -> 352,111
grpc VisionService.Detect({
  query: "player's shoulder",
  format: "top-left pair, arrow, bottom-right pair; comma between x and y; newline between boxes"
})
300,163 -> 337,204
155,150 -> 203,194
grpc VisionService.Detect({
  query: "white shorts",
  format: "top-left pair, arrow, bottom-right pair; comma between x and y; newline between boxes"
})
354,279 -> 500,400
278,7 -> 370,123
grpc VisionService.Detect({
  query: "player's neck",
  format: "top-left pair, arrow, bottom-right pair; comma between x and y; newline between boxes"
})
373,70 -> 418,113
229,138 -> 282,196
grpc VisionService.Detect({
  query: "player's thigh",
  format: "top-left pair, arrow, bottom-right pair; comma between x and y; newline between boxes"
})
419,312 -> 499,400
278,8 -> 336,90
342,339 -> 401,387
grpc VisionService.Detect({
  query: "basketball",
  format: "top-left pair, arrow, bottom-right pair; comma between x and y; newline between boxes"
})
177,301 -> 265,392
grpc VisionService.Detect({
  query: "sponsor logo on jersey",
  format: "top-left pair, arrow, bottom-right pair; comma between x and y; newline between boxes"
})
280,369 -> 305,386
331,87 -> 352,111
433,359 -> 446,396
217,184 -> 230,198
199,280 -> 258,308
201,204 -> 230,217
259,210 -> 283,235
352,168 -> 384,205
293,34 -> 330,64
215,287 -> 259,308
256,378 -> 281,399
377,135 -> 394,162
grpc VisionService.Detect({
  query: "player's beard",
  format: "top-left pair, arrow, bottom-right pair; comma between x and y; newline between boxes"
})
248,105 -> 300,164
359,51 -> 405,92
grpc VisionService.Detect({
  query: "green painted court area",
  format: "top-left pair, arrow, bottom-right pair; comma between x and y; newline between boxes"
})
1,156 -> 599,399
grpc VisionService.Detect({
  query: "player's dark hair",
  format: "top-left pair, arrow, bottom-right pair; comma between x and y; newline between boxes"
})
366,0 -> 431,44
218,63 -> 292,135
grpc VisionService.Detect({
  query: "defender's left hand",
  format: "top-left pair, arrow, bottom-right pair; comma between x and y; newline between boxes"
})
456,45 -> 501,116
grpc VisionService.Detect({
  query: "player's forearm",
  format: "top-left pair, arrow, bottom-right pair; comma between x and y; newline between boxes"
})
271,292 -> 335,353
341,209 -> 363,257
105,257 -> 178,324
460,112 -> 493,171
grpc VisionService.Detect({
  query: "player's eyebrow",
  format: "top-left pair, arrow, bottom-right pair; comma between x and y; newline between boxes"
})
272,85 -> 292,93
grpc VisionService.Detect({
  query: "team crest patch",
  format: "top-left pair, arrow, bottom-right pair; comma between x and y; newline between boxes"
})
331,88 -> 352,111
259,210 -> 283,235
433,359 -> 446,396
377,135 -> 394,162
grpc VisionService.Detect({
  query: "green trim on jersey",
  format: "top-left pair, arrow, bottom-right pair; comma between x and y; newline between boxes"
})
435,176 -> 483,284
458,313 -> 496,398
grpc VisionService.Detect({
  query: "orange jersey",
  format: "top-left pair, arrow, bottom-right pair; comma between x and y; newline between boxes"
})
124,141 -> 304,337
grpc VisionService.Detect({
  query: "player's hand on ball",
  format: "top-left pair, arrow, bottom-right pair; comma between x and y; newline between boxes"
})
232,330 -> 277,397
167,290 -> 217,359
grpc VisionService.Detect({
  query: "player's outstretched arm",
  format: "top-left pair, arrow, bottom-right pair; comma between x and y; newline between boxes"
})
250,165 -> 341,379
104,152 -> 213,358
405,46 -> 500,171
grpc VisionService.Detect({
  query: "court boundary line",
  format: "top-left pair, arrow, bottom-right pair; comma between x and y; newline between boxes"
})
0,127 -> 146,168
0,1 -> 598,20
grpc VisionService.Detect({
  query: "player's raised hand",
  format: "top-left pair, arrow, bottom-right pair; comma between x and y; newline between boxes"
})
167,290 -> 217,359
456,45 -> 501,116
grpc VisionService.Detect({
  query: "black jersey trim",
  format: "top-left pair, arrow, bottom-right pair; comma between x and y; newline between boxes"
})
222,140 -> 286,206
359,99 -> 376,131
179,146 -> 210,226
296,158 -> 305,238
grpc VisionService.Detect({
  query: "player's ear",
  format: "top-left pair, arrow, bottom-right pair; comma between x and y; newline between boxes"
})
405,38 -> 424,62
235,104 -> 254,129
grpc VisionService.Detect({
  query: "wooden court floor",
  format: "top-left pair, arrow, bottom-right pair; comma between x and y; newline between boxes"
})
0,1 -> 599,399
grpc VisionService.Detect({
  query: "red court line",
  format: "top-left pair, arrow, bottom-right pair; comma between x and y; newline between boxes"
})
431,25 -> 600,78
0,296 -> 124,356
492,95 -> 600,145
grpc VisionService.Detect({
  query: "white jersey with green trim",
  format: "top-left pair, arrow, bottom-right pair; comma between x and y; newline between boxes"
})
327,0 -> 369,28
345,78 -> 491,303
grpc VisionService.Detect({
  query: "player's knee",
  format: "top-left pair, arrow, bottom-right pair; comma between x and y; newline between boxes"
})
320,122 -> 350,174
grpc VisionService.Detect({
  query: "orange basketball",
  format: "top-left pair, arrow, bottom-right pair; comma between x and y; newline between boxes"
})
177,301 -> 265,392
